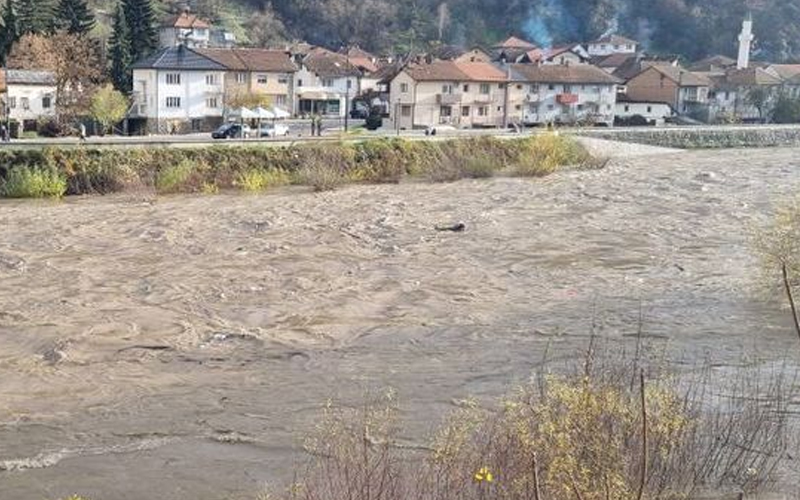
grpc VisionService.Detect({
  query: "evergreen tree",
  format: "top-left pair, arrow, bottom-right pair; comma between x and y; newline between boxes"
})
0,0 -> 19,65
122,0 -> 157,64
108,1 -> 132,92
15,0 -> 53,35
54,0 -> 96,35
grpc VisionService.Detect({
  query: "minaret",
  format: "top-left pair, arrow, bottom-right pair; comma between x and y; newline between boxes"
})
737,12 -> 754,70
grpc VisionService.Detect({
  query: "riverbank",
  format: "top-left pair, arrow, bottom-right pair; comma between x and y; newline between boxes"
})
0,135 -> 592,198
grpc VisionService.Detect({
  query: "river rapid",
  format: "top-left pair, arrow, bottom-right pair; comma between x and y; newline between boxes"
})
1,140 -> 799,499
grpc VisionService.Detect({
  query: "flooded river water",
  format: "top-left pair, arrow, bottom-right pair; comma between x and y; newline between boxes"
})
1,140 -> 799,499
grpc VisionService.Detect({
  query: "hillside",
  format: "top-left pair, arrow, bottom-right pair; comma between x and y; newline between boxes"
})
141,0 -> 800,62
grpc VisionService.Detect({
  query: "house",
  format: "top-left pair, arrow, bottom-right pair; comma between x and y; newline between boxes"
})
197,48 -> 297,110
764,64 -> 800,82
294,47 -> 362,117
0,69 -> 57,132
624,64 -> 710,117
508,64 -> 620,126
707,67 -> 783,122
688,55 -> 736,75
586,34 -> 638,58
159,9 -> 236,49
492,36 -> 538,64
517,44 -> 590,65
426,45 -> 493,64
159,9 -> 211,48
389,60 -> 510,130
615,95 -> 673,125
594,53 -> 637,74
129,45 -> 227,134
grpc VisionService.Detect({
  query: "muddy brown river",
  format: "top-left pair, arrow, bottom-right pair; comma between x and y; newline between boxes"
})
1,139 -> 800,499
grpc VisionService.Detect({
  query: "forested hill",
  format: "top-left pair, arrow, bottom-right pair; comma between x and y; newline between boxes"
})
12,0 -> 800,63
174,0 -> 799,62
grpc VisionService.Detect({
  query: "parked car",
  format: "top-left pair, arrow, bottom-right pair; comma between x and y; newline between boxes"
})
259,123 -> 290,137
212,123 -> 252,139
365,112 -> 383,131
350,108 -> 369,119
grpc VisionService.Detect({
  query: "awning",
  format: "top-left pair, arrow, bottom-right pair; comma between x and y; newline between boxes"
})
270,107 -> 291,119
253,106 -> 276,119
228,107 -> 258,119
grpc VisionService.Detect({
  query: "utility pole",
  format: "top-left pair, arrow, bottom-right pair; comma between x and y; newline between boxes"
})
344,46 -> 350,132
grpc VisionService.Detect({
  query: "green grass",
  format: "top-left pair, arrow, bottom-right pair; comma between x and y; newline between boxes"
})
0,166 -> 67,198
155,159 -> 196,194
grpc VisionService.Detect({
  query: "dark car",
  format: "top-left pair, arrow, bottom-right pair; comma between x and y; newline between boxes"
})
349,108 -> 369,119
212,123 -> 252,139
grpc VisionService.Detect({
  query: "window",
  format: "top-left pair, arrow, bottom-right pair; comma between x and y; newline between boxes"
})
166,96 -> 181,108
463,84 -> 470,92
236,72 -> 247,84
42,95 -> 52,109
297,79 -> 304,87
276,95 -> 287,105
191,119 -> 203,131
516,84 -> 523,90
400,82 -> 409,93
515,104 -> 521,110
440,105 -> 452,117
9,97 -> 15,108
206,97 -> 218,108
461,106 -> 470,117
278,76 -> 289,84
647,106 -> 652,113
563,85 -> 572,93
477,106 -> 487,116
548,84 -> 555,91
257,74 -> 268,84
401,105 -> 411,117
577,104 -> 584,111
205,74 -> 218,85
624,105 -> 630,112
547,104 -> 554,110
442,84 -> 454,94
21,97 -> 29,110
166,73 -> 181,85
346,79 -> 352,89
480,83 -> 490,94
322,78 -> 334,87
530,84 -> 539,93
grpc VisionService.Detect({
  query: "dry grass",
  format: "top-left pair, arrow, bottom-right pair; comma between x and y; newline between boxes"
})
267,346 -> 796,500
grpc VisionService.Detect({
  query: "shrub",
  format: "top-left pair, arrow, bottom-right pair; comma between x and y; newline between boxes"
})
155,159 -> 208,194
1,166 -> 67,198
513,133 -> 590,176
235,168 -> 291,192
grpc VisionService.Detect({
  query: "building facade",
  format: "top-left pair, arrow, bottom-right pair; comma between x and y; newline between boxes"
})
0,69 -> 57,132
586,35 -> 638,58
130,46 -> 227,134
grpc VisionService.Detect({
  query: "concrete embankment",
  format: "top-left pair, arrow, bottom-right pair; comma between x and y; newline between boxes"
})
580,124 -> 800,149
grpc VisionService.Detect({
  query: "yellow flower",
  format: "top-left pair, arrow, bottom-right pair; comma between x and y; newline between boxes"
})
474,466 -> 494,483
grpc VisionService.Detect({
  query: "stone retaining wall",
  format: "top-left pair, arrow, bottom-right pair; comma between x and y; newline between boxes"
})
580,127 -> 800,149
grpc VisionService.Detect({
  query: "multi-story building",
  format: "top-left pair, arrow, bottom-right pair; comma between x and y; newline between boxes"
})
624,63 -> 710,116
707,67 -> 783,123
129,46 -> 227,134
0,69 -> 57,132
508,64 -> 620,126
294,47 -> 362,117
197,48 -> 297,111
159,10 -> 212,49
389,60 -> 510,130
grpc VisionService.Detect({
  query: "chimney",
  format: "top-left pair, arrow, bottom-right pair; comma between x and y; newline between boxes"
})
737,12 -> 754,70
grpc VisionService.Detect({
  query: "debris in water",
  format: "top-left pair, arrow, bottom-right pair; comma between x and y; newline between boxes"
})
435,222 -> 466,232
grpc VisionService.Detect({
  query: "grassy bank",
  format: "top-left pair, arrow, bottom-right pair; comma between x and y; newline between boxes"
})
0,134 -> 593,199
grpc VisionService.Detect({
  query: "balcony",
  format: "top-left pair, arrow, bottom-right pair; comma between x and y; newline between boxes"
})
473,93 -> 494,104
437,93 -> 462,105
556,93 -> 579,105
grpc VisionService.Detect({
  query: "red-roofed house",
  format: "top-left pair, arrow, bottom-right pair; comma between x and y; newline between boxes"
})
160,9 -> 212,48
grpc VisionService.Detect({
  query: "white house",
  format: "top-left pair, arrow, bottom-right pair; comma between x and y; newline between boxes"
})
508,64 -> 621,126
0,69 -> 57,132
615,95 -> 673,125
586,34 -> 638,58
294,47 -> 362,117
129,46 -> 227,134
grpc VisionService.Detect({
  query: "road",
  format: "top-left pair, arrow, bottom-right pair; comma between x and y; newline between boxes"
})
3,122 -> 800,149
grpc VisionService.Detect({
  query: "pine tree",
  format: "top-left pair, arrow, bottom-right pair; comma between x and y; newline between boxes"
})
108,1 -> 132,92
0,0 -> 19,65
122,0 -> 157,64
54,0 -> 96,35
15,0 -> 53,35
